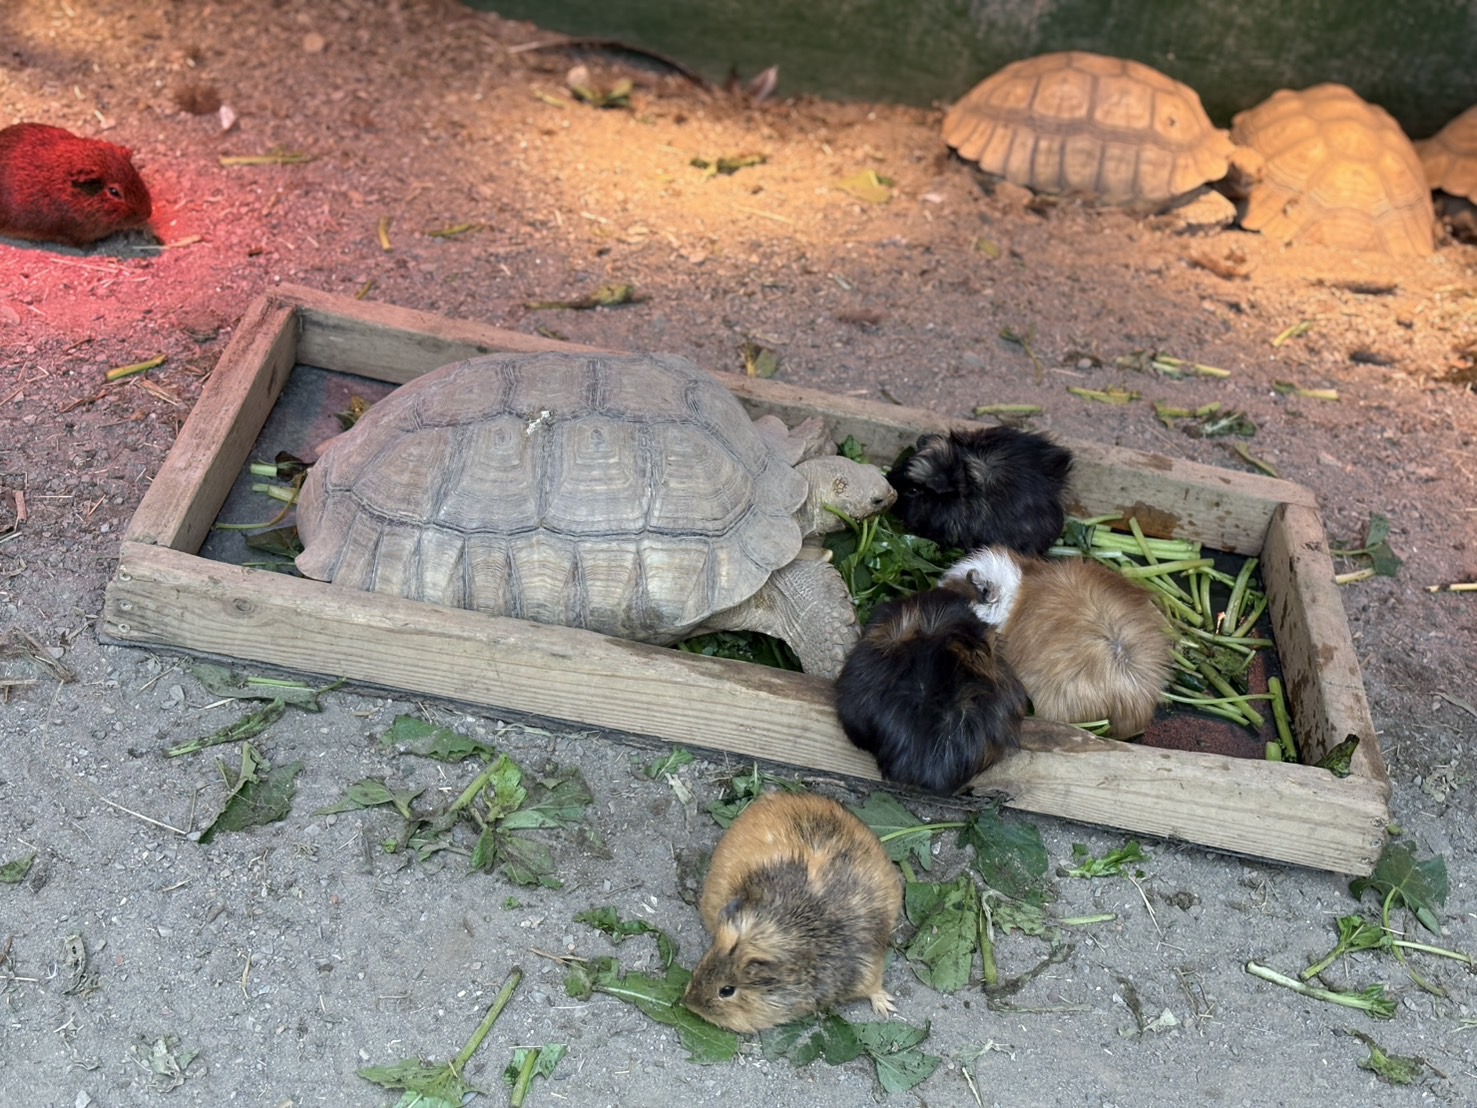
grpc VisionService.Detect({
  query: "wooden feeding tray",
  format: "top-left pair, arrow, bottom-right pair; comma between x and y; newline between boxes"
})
100,285 -> 1389,875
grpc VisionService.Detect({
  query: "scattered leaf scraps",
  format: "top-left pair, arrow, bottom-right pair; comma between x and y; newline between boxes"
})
690,152 -> 767,176
360,965 -> 522,1105
525,283 -> 645,310
762,1012 -> 943,1094
1330,513 -> 1403,580
565,955 -> 739,1065
1344,1029 -> 1429,1086
505,1043 -> 568,1107
1,853 -> 36,884
1350,842 -> 1448,935
197,743 -> 303,843
837,169 -> 893,204
846,791 -> 945,872
705,766 -> 804,828
1066,841 -> 1147,879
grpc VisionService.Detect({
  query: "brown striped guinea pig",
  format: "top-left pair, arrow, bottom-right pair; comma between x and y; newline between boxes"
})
944,546 -> 1174,738
682,792 -> 902,1033
887,425 -> 1074,557
833,559 -> 1029,794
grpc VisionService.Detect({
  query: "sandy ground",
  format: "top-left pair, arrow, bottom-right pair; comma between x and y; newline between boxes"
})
2,1 -> 1475,1105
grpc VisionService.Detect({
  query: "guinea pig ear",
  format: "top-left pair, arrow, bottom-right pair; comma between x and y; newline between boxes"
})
717,896 -> 746,924
70,172 -> 107,197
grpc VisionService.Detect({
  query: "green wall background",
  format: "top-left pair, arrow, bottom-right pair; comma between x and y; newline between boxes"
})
470,0 -> 1477,136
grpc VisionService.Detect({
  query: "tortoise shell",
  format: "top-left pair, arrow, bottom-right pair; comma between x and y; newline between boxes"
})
942,51 -> 1234,207
1417,104 -> 1477,202
295,351 -> 810,642
1230,84 -> 1435,256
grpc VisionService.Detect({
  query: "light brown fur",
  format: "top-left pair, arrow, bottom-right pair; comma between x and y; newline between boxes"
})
684,792 -> 901,1033
1000,557 -> 1173,737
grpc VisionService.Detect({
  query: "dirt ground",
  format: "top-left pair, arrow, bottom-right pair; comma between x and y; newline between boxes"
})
2,2 -> 1475,1105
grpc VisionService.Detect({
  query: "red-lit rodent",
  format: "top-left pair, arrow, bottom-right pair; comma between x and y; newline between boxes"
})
0,123 -> 153,247
682,793 -> 901,1033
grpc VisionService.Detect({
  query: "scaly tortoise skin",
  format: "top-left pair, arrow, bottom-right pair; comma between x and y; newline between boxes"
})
1230,84 -> 1435,256
294,351 -> 895,678
942,50 -> 1235,207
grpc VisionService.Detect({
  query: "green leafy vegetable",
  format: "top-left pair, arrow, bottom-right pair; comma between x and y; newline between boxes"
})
565,957 -> 739,1064
959,808 -> 1049,906
314,778 -> 424,819
198,743 -> 302,843
1345,1029 -> 1427,1085
576,906 -> 678,969
505,1043 -> 568,1106
360,966 -> 521,1106
166,698 -> 288,757
762,1013 -> 941,1093
1,853 -> 36,884
1350,843 -> 1448,935
1330,513 -> 1403,579
379,715 -> 498,762
1066,841 -> 1147,878
706,766 -> 804,828
189,662 -> 335,711
644,748 -> 695,778
847,791 -> 946,871
1245,961 -> 1396,1019
904,876 -> 981,993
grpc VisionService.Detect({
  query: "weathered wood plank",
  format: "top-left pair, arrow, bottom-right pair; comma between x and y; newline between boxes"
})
123,297 -> 298,551
272,284 -> 1317,554
1261,502 -> 1387,785
101,542 -> 1388,874
283,284 -> 603,383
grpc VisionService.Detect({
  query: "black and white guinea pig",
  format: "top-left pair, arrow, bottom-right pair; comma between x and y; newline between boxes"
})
945,546 -> 1173,739
888,426 -> 1074,557
833,571 -> 1028,795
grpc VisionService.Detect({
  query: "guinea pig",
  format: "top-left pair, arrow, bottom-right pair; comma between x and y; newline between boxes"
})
683,792 -> 901,1033
0,123 -> 153,248
832,568 -> 1029,794
946,546 -> 1174,738
888,426 -> 1074,557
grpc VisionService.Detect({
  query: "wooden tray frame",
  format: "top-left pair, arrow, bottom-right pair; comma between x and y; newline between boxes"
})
100,285 -> 1390,874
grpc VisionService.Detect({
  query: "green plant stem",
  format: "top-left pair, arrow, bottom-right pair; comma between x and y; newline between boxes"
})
509,1048 -> 539,1108
1164,691 -> 1273,709
1183,624 -> 1272,651
1231,594 -> 1269,639
1225,558 -> 1259,631
978,893 -> 998,989
1127,517 -> 1158,564
1245,961 -> 1393,1017
878,822 -> 966,845
1118,558 -> 1215,579
1267,677 -> 1297,762
450,761 -> 502,813
455,966 -> 523,1071
1382,888 -> 1445,997
1196,662 -> 1265,727
1058,914 -> 1117,926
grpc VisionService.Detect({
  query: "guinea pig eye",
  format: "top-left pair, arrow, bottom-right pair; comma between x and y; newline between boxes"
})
717,985 -> 737,999
107,186 -> 123,199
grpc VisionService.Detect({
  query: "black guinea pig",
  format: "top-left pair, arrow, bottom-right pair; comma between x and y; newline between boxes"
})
834,572 -> 1028,795
887,426 -> 1074,557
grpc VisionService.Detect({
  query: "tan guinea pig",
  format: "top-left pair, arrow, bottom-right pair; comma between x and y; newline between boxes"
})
945,546 -> 1174,738
682,792 -> 901,1034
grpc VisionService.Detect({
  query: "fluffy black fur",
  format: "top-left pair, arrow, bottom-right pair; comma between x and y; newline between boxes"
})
888,426 -> 1074,556
834,585 -> 1028,795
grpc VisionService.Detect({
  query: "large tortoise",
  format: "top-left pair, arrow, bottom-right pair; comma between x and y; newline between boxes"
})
1416,104 -> 1477,242
294,351 -> 895,679
1229,84 -> 1435,256
941,51 -> 1236,208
